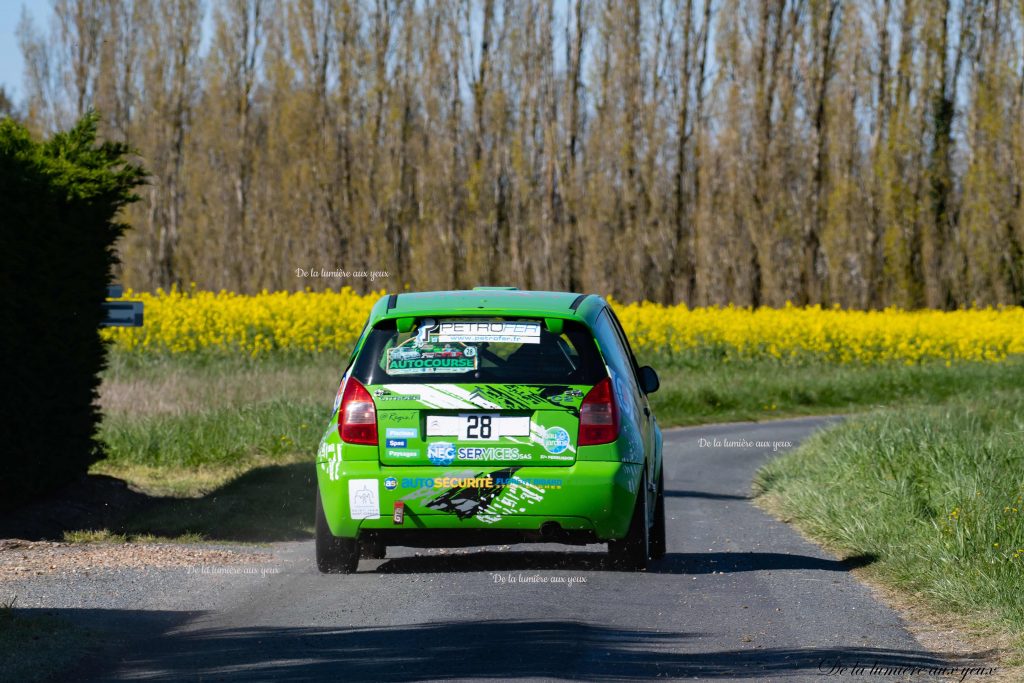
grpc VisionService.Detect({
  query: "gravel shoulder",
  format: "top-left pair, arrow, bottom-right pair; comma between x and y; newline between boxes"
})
0,540 -> 281,682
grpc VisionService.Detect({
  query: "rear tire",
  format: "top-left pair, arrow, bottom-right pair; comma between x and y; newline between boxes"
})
316,488 -> 359,574
609,469 -> 650,571
650,467 -> 666,560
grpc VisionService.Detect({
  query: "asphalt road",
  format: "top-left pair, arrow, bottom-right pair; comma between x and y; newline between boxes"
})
76,416 -> 979,681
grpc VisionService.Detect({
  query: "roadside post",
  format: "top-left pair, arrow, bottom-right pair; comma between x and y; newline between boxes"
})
101,285 -> 144,327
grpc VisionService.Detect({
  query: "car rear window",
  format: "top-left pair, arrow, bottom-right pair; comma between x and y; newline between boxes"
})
351,317 -> 606,385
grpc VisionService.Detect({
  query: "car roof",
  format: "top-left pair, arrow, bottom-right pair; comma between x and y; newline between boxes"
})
367,288 -> 607,327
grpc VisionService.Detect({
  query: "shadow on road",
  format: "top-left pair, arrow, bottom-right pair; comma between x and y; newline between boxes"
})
0,462 -> 316,543
664,488 -> 751,500
44,612 -> 991,682
373,550 -> 877,575
122,462 -> 315,542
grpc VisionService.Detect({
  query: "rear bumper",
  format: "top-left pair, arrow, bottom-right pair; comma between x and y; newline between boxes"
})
316,460 -> 642,542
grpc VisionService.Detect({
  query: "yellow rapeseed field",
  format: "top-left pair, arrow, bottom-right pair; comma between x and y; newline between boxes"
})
104,287 -> 377,357
102,288 -> 1024,364
613,300 -> 1024,364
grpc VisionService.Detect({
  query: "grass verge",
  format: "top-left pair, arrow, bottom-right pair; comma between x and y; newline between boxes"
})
92,352 -> 1024,547
753,389 -> 1024,662
648,356 -> 1024,426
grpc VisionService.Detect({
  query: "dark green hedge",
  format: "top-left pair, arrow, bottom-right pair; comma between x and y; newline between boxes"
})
0,114 -> 145,510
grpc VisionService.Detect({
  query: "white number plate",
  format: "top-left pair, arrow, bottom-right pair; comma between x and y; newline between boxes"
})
426,414 -> 530,441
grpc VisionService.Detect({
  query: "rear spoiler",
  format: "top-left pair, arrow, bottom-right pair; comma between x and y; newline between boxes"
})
569,294 -> 590,311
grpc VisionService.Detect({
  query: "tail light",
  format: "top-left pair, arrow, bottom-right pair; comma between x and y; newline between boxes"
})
338,378 -> 378,445
579,377 -> 619,446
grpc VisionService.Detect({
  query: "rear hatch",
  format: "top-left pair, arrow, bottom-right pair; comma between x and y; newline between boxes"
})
350,317 -> 605,467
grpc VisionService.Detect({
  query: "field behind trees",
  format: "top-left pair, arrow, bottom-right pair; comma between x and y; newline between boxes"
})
12,0 -> 1024,308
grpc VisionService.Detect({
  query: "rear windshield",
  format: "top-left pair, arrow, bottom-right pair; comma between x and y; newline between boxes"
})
351,317 -> 606,385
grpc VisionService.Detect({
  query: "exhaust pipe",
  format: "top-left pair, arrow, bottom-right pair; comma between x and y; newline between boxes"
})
540,521 -> 562,539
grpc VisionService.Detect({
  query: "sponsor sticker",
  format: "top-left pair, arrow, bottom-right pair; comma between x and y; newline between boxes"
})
317,442 -> 342,460
386,449 -> 418,459
550,388 -> 585,404
380,411 -> 416,423
428,320 -> 542,344
385,339 -> 478,375
386,427 -> 418,439
386,438 -> 408,448
400,476 -> 563,489
543,426 -> 571,455
427,442 -> 457,466
348,479 -> 380,519
456,446 -> 532,461
384,476 -> 398,491
318,440 -> 343,481
393,501 -> 405,524
375,389 -> 421,401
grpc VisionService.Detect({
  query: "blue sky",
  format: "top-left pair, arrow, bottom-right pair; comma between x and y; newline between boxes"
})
0,1 -> 44,101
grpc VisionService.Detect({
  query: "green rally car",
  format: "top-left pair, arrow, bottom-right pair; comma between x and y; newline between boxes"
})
315,288 -> 665,573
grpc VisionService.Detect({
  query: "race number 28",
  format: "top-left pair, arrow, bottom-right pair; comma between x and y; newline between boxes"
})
466,415 -> 492,439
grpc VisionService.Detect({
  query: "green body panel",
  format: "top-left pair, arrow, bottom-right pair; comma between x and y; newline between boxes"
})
315,455 -> 641,540
370,382 -> 588,467
316,289 -> 662,545
366,289 -> 599,328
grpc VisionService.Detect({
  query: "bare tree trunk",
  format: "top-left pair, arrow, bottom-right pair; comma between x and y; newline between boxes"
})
666,0 -> 695,305
801,0 -> 841,305
563,0 -> 585,293
867,0 -> 892,309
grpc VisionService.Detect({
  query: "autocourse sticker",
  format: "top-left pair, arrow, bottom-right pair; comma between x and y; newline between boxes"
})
385,339 -> 478,375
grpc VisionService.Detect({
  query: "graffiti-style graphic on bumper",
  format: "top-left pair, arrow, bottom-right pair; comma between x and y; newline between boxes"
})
402,466 -> 547,524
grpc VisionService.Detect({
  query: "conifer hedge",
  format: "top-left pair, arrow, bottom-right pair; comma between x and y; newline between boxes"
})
0,113 -> 145,509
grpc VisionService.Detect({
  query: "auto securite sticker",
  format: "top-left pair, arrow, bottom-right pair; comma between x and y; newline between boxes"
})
426,320 -> 541,344
419,466 -> 550,524
399,475 -> 563,489
542,426 -> 571,454
348,479 -> 380,519
384,477 -> 398,491
386,427 -> 418,439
